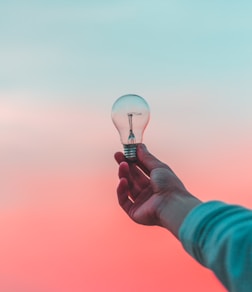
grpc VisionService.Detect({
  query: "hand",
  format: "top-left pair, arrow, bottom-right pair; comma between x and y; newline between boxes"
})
114,144 -> 201,237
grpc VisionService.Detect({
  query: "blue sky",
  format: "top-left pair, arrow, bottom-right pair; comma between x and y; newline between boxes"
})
1,0 -> 252,105
1,1 -> 251,172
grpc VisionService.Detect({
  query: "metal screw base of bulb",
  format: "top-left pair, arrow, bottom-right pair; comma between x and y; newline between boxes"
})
123,144 -> 138,161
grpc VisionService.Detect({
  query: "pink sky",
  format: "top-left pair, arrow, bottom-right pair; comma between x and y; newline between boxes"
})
2,95 -> 252,291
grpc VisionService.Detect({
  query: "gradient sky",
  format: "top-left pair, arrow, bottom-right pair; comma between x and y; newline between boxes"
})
1,1 -> 252,291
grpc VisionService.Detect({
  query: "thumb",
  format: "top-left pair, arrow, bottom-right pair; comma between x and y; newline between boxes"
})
137,144 -> 166,173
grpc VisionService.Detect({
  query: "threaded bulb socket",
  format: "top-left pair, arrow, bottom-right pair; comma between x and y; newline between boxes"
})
123,144 -> 138,161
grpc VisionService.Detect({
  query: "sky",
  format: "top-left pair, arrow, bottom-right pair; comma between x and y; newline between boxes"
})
1,1 -> 252,291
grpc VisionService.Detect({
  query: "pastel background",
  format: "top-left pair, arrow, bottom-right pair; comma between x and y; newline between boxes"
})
1,1 -> 252,291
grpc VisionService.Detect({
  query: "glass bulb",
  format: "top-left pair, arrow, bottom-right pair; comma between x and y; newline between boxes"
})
111,94 -> 150,160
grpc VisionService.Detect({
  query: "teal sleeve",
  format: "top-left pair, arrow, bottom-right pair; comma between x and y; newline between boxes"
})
179,201 -> 252,292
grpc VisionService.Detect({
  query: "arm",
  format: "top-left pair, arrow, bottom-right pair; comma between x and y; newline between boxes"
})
115,144 -> 252,292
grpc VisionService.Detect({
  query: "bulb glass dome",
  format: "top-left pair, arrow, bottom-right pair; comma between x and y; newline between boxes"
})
111,94 -> 150,160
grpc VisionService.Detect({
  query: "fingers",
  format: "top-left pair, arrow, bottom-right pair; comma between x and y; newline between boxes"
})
114,152 -> 125,164
117,177 -> 135,213
115,145 -> 166,173
115,151 -> 150,187
137,144 -> 167,173
118,161 -> 130,180
114,147 -> 156,221
118,161 -> 149,197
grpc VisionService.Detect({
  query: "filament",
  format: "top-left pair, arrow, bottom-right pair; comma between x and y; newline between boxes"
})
127,113 -> 135,144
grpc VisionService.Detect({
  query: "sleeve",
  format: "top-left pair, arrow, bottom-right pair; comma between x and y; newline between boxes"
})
179,201 -> 252,292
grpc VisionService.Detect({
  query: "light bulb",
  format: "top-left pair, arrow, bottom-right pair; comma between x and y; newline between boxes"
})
111,94 -> 150,160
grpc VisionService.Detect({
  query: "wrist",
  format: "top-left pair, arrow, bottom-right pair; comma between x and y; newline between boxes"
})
158,191 -> 202,238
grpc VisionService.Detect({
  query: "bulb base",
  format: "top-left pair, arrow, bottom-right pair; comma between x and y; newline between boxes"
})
123,144 -> 138,161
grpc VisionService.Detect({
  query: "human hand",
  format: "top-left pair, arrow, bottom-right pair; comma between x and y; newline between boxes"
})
114,144 -> 201,237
